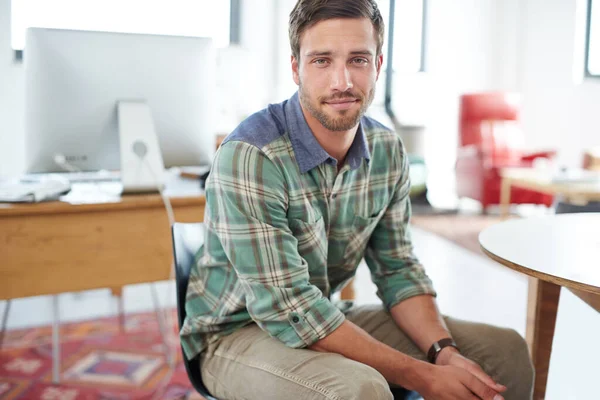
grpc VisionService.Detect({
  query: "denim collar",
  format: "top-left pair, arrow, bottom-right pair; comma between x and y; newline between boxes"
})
284,92 -> 371,174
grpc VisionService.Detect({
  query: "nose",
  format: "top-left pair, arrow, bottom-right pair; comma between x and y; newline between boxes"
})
330,64 -> 353,92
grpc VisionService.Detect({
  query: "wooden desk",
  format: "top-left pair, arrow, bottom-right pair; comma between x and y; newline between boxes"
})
0,179 -> 205,300
500,167 -> 600,217
0,177 -> 205,383
479,214 -> 600,400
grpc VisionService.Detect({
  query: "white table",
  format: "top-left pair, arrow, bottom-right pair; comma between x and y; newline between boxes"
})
479,213 -> 600,400
500,167 -> 600,216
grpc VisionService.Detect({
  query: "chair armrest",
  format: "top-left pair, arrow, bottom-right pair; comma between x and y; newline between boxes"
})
520,150 -> 557,162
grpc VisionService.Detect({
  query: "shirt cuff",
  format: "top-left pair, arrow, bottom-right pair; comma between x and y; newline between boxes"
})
274,297 -> 346,348
378,269 -> 437,310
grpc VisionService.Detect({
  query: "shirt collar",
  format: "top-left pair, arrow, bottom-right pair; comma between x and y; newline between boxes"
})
285,92 -> 371,174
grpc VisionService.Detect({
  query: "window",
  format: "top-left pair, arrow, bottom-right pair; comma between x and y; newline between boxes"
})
11,0 -> 231,53
586,0 -> 599,77
381,0 -> 427,124
379,0 -> 426,74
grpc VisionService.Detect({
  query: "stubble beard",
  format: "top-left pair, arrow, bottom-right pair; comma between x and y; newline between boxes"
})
299,83 -> 375,132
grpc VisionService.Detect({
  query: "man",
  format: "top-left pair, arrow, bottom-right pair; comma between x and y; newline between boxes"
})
181,0 -> 534,399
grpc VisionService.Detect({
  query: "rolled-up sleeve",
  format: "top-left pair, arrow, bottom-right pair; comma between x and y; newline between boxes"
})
206,140 -> 345,348
364,140 -> 436,310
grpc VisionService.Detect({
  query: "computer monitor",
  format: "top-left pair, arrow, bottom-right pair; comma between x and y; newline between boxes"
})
24,28 -> 217,174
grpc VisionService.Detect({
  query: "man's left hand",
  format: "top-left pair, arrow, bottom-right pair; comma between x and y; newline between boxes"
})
436,348 -> 507,394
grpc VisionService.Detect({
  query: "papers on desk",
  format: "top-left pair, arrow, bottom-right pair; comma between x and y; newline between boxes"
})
0,177 -> 71,203
60,182 -> 123,204
0,167 -> 203,204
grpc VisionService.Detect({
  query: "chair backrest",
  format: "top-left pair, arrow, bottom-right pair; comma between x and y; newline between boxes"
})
459,92 -> 525,163
171,223 -> 218,400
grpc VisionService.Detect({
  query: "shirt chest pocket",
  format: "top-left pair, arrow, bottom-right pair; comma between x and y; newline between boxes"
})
343,209 -> 385,266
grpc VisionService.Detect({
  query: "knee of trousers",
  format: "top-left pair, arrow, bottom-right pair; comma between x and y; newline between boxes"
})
486,328 -> 534,388
330,362 -> 393,400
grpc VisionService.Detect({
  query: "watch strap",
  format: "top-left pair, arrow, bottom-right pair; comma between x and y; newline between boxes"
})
427,338 -> 459,364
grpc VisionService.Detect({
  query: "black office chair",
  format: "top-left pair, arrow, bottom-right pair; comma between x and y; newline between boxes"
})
555,200 -> 600,214
172,223 -> 421,400
171,223 -> 218,400
392,388 -> 422,400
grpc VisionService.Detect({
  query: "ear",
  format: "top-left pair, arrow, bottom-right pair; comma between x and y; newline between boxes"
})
375,54 -> 384,81
291,55 -> 300,86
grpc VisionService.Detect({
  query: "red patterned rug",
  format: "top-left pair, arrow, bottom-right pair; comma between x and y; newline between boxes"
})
411,213 -> 512,255
0,310 -> 204,400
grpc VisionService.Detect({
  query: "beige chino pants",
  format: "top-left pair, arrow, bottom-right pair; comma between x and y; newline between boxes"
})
199,304 -> 534,400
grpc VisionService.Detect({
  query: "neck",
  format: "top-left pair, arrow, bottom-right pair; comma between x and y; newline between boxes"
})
299,103 -> 358,166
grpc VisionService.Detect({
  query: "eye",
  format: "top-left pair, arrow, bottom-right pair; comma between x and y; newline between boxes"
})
351,58 -> 369,65
313,58 -> 329,66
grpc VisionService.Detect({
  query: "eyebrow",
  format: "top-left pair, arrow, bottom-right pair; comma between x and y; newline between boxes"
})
304,50 -> 374,57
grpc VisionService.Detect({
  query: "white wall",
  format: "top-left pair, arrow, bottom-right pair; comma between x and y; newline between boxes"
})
0,0 -> 279,176
0,0 -> 25,177
2,0 -> 596,178
238,0 -> 280,108
518,0 -> 600,168
422,0 -> 498,161
0,0 -> 502,179
399,0 -> 500,203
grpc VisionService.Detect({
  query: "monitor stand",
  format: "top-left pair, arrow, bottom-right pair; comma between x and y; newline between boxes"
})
118,100 -> 165,193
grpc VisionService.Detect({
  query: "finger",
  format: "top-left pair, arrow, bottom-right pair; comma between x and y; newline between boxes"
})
457,385 -> 479,400
461,370 -> 502,400
466,362 -> 507,392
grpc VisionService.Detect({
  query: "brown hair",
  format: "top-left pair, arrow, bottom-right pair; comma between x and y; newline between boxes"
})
289,0 -> 385,61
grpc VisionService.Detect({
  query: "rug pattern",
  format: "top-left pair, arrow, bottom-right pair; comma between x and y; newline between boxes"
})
411,213 -> 510,255
0,310 -> 204,400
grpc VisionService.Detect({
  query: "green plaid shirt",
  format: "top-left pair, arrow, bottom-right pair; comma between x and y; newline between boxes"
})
181,93 -> 436,360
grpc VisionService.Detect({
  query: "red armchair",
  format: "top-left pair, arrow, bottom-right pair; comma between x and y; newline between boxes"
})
455,92 -> 556,210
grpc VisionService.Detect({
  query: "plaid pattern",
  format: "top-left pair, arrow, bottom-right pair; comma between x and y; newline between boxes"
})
181,93 -> 436,360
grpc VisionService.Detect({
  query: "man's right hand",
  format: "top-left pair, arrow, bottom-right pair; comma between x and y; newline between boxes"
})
411,362 -> 504,400
309,320 -> 505,400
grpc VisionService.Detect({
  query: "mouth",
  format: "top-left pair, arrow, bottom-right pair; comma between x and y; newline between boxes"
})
323,98 -> 359,111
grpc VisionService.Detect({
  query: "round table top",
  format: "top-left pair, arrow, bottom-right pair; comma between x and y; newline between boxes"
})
479,213 -> 600,294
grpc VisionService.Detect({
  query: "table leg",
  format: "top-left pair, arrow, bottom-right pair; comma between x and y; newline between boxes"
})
150,284 -> 173,368
526,277 -> 561,400
340,278 -> 355,300
568,288 -> 600,313
0,300 -> 11,349
52,295 -> 61,384
111,287 -> 126,333
500,177 -> 512,218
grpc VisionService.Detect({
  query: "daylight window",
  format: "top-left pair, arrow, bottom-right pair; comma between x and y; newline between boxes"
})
11,0 -> 230,51
379,0 -> 426,74
586,0 -> 599,76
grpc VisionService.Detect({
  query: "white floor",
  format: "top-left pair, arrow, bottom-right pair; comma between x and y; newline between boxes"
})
1,227 -> 597,399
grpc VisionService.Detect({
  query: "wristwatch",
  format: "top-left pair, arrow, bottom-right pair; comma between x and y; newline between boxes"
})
427,338 -> 459,364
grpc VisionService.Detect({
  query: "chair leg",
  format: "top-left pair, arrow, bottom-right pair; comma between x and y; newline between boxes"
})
150,283 -> 173,368
52,295 -> 61,384
0,300 -> 11,350
110,287 -> 126,333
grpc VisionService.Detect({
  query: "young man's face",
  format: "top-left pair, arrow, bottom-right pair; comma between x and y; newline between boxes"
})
292,17 -> 383,132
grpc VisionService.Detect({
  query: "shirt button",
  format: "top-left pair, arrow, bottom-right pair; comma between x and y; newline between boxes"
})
331,193 -> 337,199
292,316 -> 300,323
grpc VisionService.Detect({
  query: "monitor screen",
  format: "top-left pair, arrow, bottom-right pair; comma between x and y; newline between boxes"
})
24,28 -> 217,173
